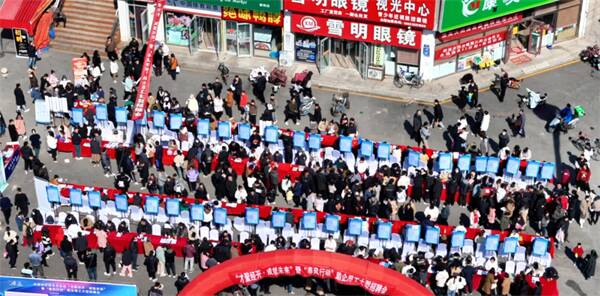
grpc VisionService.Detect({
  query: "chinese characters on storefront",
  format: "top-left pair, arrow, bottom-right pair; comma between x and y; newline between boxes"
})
435,31 -> 506,60
222,7 -> 283,26
291,13 -> 421,49
285,0 -> 436,30
231,265 -> 390,295
438,13 -> 522,42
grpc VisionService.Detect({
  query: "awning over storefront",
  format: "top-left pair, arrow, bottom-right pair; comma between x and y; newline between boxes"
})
0,0 -> 54,34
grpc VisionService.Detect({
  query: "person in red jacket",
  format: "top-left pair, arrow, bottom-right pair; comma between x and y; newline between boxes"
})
573,242 -> 585,267
576,163 -> 591,192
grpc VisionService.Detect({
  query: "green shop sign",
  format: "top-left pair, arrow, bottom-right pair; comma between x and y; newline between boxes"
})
188,0 -> 281,13
440,0 -> 557,32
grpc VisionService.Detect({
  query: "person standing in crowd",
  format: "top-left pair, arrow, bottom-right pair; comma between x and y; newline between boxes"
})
105,36 -> 118,61
21,141 -> 34,174
28,247 -> 44,278
64,253 -> 78,280
412,109 -> 423,142
72,128 -> 82,160
103,244 -> 117,276
120,247 -> 134,278
175,272 -> 190,293
14,187 -> 30,217
499,70 -> 509,102
164,245 -> 176,278
155,245 -> 166,278
144,250 -> 159,281
252,72 -> 267,104
14,84 -> 28,113
27,42 -> 37,69
46,130 -> 58,163
498,129 -> 510,150
84,249 -> 98,281
8,119 -> 19,142
183,241 -> 196,273
516,109 -> 526,137
582,249 -> 597,280
148,282 -> 164,296
433,99 -> 444,129
168,53 -> 179,80
0,194 -> 12,224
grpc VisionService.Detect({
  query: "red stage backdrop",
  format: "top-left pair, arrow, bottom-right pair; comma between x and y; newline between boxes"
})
132,0 -> 165,120
179,249 -> 433,296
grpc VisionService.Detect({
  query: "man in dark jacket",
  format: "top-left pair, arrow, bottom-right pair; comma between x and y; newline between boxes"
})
412,110 -> 422,141
64,254 -> 78,280
21,142 -> 34,173
498,129 -> 510,150
174,272 -> 190,293
74,232 -> 88,262
0,194 -> 12,224
84,249 -> 98,281
29,129 -> 41,158
103,244 -> 117,275
213,241 -> 231,263
252,72 -> 267,104
14,83 -> 28,112
14,188 -> 30,217
144,250 -> 159,281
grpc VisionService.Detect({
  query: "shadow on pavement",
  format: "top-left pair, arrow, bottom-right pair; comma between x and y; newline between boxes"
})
565,279 -> 588,296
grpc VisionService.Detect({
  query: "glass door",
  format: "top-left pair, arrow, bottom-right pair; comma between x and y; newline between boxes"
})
226,21 -> 237,54
237,23 -> 252,57
358,42 -> 369,79
317,37 -> 330,73
189,16 -> 200,54
140,8 -> 148,43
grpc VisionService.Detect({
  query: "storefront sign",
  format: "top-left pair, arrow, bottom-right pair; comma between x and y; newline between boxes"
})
285,0 -> 436,30
295,37 -> 317,62
13,29 -> 29,57
165,0 -> 221,16
372,45 -> 385,65
222,7 -> 283,26
231,265 -> 390,295
438,13 -> 522,41
435,31 -> 506,60
132,0 -> 166,121
189,0 -> 281,13
291,14 -> 421,49
71,58 -> 88,79
440,0 -> 556,32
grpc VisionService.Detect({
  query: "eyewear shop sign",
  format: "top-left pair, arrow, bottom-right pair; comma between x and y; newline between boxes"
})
0,276 -> 137,296
286,0 -> 436,30
435,31 -> 506,60
222,7 -> 283,26
292,14 -> 422,49
190,0 -> 281,13
440,0 -> 557,32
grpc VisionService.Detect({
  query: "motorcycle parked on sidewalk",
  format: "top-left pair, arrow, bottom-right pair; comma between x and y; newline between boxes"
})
330,91 -> 350,117
393,69 -> 424,88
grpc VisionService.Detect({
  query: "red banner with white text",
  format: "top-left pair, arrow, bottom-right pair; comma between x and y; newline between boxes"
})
132,0 -> 165,120
291,13 -> 421,49
435,31 -> 507,60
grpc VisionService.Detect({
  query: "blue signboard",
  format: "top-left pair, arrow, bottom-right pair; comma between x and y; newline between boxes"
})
451,231 -> 466,248
197,118 -> 210,136
308,134 -> 321,150
486,157 -> 500,174
377,142 -> 390,160
407,150 -> 420,167
502,237 -> 519,254
88,191 -> 101,209
218,121 -> 231,139
360,140 -> 373,157
95,104 -> 108,121
245,207 -> 260,225
169,113 -> 183,130
438,152 -> 452,171
339,136 -> 353,153
271,211 -> 286,228
293,131 -> 306,148
506,157 -> 520,175
115,107 -> 128,124
526,161 -> 541,178
190,204 -> 204,222
115,195 -> 129,213
377,222 -> 392,240
324,215 -> 340,233
69,188 -> 83,206
0,276 -> 137,296
475,156 -> 488,173
302,212 -> 317,230
144,196 -> 160,215
532,238 -> 549,256
264,125 -> 278,143
425,226 -> 440,245
72,108 -> 83,125
347,218 -> 363,236
458,154 -> 471,171
540,162 -> 555,180
404,224 -> 421,243
46,186 -> 60,204
237,123 -> 251,140
153,111 -> 165,128
166,198 -> 180,216
135,111 -> 147,126
485,234 -> 500,252
213,207 -> 227,225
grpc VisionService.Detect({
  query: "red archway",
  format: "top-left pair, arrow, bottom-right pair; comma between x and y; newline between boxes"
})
180,249 -> 432,296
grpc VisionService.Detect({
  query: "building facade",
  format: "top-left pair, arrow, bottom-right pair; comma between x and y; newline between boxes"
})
116,0 -> 589,81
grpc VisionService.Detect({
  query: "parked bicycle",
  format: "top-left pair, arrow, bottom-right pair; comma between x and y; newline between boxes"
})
393,69 -> 424,88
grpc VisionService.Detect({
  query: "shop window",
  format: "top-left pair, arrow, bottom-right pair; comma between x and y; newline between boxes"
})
165,12 -> 192,46
432,60 -> 457,79
457,51 -> 481,72
295,34 -> 318,63
484,41 -> 506,62
253,25 -> 281,59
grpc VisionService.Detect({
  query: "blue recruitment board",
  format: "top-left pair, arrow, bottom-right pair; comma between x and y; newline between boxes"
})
451,230 -> 466,248
165,198 -> 180,216
407,150 -> 421,167
271,211 -> 286,228
115,195 -> 129,213
540,162 -> 555,180
486,157 -> 500,174
425,226 -> 440,244
69,188 -> 83,206
144,196 -> 160,215
347,218 -> 363,236
458,154 -> 471,172
245,207 -> 260,225
135,111 -> 147,126
324,215 -> 340,233
197,118 -> 210,136
339,136 -> 353,153
377,142 -> 390,160
437,152 -> 452,171
95,104 -> 108,121
475,156 -> 488,173
506,157 -> 520,175
218,121 -> 231,139
308,134 -> 321,150
169,113 -> 183,130
293,131 -> 306,148
46,186 -> 60,204
190,204 -> 204,222
485,234 -> 500,252
213,207 -> 227,225
532,237 -> 549,256
237,123 -> 251,140
526,161 -> 541,178
502,237 -> 519,254
302,212 -> 317,230
87,191 -> 101,209
115,107 -> 128,124
72,108 -> 84,125
377,222 -> 392,240
360,139 -> 373,157
404,224 -> 421,243
153,111 -> 166,128
264,125 -> 278,143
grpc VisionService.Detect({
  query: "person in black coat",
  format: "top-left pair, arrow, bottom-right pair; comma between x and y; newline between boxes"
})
14,83 -> 27,112
433,99 -> 444,128
21,142 -> 34,173
582,249 -> 597,280
84,249 -> 98,281
14,188 -> 30,217
252,72 -> 267,104
8,120 -> 19,142
64,254 -> 78,280
144,250 -> 159,280
74,232 -> 88,262
412,110 -> 422,140
174,272 -> 190,293
103,244 -> 117,275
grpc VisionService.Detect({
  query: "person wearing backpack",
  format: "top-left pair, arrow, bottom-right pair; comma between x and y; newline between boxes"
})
174,272 -> 190,293
148,282 -> 164,296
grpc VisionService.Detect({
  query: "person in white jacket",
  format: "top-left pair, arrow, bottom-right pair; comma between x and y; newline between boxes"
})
480,110 -> 491,134
324,235 -> 336,252
446,274 -> 467,296
46,130 -> 58,162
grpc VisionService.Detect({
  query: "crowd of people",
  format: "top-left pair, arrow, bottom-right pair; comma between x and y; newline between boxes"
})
1,37 -> 598,296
